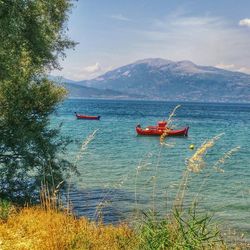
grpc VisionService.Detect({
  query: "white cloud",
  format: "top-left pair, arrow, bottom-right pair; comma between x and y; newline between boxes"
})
130,13 -> 250,72
215,63 -> 236,70
56,62 -> 113,81
237,67 -> 250,74
216,63 -> 250,74
82,62 -> 101,74
171,16 -> 221,27
239,18 -> 250,27
54,12 -> 250,80
110,14 -> 131,22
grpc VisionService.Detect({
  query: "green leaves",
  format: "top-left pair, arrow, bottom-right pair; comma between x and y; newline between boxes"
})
0,199 -> 12,221
137,208 -> 225,249
0,1 -> 76,84
138,211 -> 171,250
173,206 -> 223,249
0,0 -> 75,203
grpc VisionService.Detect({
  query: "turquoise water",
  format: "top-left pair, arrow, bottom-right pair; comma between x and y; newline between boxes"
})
52,99 -> 250,233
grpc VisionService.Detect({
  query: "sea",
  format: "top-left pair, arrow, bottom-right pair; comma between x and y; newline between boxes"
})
51,99 -> 250,236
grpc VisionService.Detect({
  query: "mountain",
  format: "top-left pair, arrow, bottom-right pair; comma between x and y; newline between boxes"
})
74,58 -> 250,102
52,77 -> 145,99
48,75 -> 77,84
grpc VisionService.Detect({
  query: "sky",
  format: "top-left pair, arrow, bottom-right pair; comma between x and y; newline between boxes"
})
53,0 -> 250,80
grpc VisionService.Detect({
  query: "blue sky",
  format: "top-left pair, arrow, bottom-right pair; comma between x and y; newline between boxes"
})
54,0 -> 250,80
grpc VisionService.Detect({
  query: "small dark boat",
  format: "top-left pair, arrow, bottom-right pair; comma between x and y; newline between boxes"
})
75,112 -> 100,120
136,121 -> 189,136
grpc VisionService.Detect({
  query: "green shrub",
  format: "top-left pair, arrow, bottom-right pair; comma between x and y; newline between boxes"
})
0,199 -> 12,221
137,207 -> 226,250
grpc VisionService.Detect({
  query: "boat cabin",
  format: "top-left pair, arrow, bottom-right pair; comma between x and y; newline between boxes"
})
157,121 -> 167,128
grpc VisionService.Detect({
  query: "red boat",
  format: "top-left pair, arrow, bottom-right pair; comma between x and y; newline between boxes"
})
136,121 -> 189,136
75,112 -> 100,120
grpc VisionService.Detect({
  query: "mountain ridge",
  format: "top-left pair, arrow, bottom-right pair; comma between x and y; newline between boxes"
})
55,58 -> 250,102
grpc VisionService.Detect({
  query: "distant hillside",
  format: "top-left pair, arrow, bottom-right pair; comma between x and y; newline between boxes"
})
53,78 -> 145,99
74,58 -> 250,102
48,75 -> 77,84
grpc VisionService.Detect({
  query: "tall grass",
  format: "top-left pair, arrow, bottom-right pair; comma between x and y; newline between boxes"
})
137,207 -> 226,249
160,104 -> 181,145
135,130 -> 248,249
135,133 -> 227,249
174,133 -> 224,211
66,129 -> 99,212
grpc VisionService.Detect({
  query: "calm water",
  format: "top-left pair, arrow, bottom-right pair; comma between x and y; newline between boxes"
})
52,99 -> 250,234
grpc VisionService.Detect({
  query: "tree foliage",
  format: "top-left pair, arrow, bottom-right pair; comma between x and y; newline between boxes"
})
0,0 -> 76,203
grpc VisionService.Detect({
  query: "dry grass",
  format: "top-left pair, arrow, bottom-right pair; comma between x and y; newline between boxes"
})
187,133 -> 224,173
213,146 -> 241,173
160,104 -> 181,145
174,133 -> 228,212
0,206 -> 137,250
1,205 -> 248,250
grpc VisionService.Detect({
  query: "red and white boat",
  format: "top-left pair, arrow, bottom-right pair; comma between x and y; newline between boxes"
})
136,121 -> 189,136
75,112 -> 100,120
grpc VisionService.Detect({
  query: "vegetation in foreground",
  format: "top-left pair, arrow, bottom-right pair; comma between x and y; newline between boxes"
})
0,204 -> 224,250
0,205 -> 136,250
1,201 -> 250,250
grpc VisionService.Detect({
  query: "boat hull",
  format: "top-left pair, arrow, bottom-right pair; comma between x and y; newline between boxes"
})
136,126 -> 189,136
75,113 -> 100,120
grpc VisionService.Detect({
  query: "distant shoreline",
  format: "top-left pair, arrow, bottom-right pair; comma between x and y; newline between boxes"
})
65,97 -> 250,105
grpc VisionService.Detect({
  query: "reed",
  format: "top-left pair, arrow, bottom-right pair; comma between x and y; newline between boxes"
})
213,146 -> 241,173
135,131 -> 247,250
134,152 -> 154,213
160,104 -> 181,145
187,133 -> 224,173
40,180 -> 64,212
67,129 -> 99,212
173,133 -> 225,211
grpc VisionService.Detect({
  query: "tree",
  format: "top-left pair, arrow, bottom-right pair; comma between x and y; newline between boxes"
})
0,0 -> 76,203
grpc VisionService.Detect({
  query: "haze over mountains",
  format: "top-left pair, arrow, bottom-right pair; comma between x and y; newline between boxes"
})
54,58 -> 250,102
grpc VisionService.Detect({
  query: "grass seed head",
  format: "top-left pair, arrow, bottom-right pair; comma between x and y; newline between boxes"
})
187,133 -> 224,173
